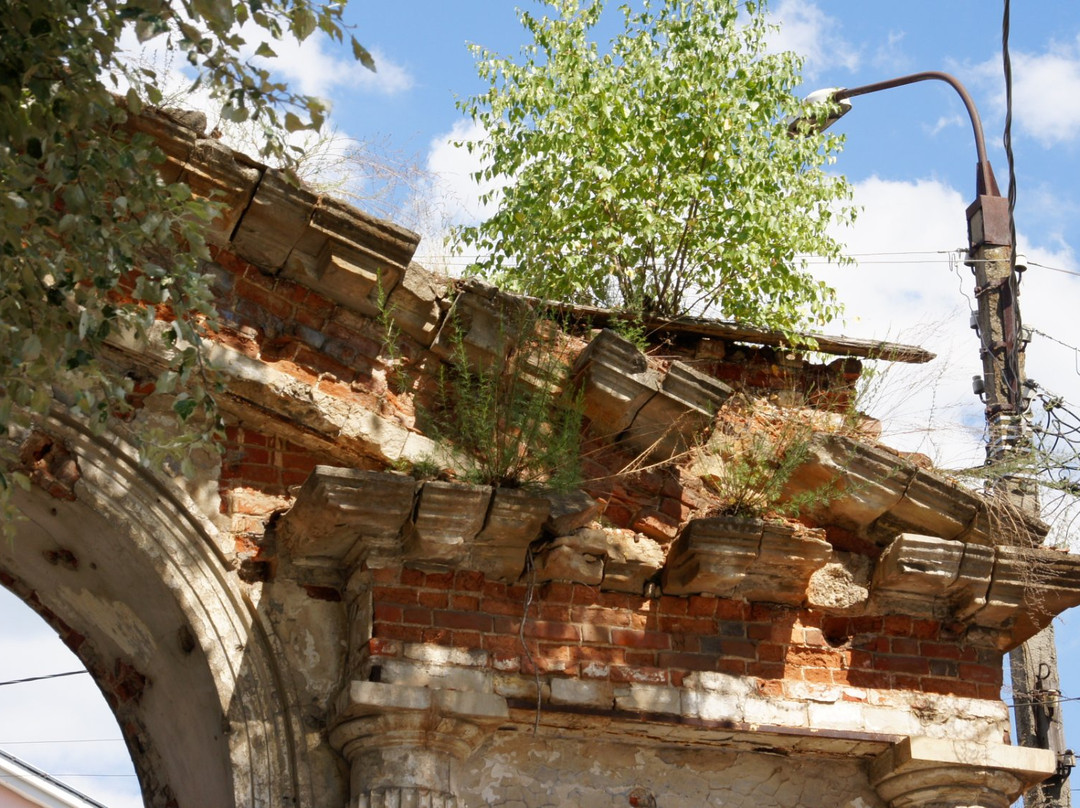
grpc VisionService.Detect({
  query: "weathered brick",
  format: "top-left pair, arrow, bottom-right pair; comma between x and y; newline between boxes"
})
890,637 -> 920,656
657,652 -> 714,672
417,590 -> 450,609
401,606 -> 433,625
450,594 -> 480,611
373,604 -> 402,623
454,569 -> 486,592
524,620 -> 581,642
959,663 -> 1002,685
611,629 -> 671,651
687,596 -> 717,617
433,610 -> 492,632
883,615 -> 913,636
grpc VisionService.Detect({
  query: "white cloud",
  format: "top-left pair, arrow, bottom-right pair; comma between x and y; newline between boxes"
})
815,176 -> 985,467
971,34 -> 1080,147
117,20 -> 413,117
768,0 -> 861,77
410,119 -> 506,271
924,114 -> 965,137
872,30 -> 912,74
251,36 -> 414,100
814,174 -> 1080,481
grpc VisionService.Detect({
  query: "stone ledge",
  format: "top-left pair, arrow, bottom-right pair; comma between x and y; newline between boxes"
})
783,435 -> 1048,548
870,736 -> 1054,808
661,516 -> 831,604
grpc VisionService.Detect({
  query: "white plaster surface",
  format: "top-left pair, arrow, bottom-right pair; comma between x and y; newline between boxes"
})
458,734 -> 886,808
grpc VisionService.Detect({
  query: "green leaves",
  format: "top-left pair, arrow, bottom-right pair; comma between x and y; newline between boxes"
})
0,0 -> 374,530
456,0 -> 854,336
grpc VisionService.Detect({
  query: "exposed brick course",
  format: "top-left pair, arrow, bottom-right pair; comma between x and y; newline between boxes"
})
367,566 -> 1002,700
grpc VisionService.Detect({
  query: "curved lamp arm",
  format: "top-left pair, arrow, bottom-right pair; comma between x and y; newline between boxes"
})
799,70 -> 1008,246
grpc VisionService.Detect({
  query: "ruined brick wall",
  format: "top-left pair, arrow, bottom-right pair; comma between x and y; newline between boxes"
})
366,571 -> 1002,701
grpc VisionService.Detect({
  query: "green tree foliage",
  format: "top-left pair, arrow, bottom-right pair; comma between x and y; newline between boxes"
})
0,0 -> 370,497
456,0 -> 855,329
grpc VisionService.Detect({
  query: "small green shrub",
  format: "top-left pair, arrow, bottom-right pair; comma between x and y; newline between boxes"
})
694,396 -> 834,518
425,305 -> 584,491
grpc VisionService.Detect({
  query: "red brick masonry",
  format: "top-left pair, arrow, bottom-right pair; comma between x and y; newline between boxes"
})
368,567 -> 1003,702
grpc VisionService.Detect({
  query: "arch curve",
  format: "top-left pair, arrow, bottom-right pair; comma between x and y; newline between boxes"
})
1,412 -> 312,808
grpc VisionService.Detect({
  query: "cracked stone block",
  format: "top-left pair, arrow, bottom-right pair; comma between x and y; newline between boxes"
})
179,138 -> 262,239
571,329 -> 661,437
385,262 -> 449,346
429,279 -> 530,373
285,197 -> 417,309
602,530 -> 664,594
869,534 -> 966,618
661,516 -> 763,597
866,470 -> 979,545
948,543 -> 997,621
1002,546 -> 1080,647
973,548 -> 1030,630
733,523 -> 830,605
470,488 -> 551,582
277,467 -> 417,562
623,361 -> 733,459
311,239 -> 399,318
232,169 -> 319,272
124,108 -> 198,183
782,436 -> 914,536
532,528 -> 608,585
544,489 -> 602,536
403,480 -> 492,566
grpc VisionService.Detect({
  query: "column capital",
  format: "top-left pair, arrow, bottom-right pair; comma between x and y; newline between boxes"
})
329,681 -> 508,804
870,736 -> 1055,808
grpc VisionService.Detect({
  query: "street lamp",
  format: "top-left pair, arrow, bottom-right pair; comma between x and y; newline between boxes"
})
797,71 -> 1011,251
799,71 -> 1069,808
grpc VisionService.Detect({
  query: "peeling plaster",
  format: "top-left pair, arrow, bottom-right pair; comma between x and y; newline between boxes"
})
56,586 -> 157,660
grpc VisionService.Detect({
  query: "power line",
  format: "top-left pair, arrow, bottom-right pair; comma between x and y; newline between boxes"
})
0,671 -> 87,688
0,739 -> 125,745
1029,261 -> 1080,279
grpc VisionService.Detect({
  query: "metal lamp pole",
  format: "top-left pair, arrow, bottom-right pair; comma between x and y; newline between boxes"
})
802,71 -> 1069,808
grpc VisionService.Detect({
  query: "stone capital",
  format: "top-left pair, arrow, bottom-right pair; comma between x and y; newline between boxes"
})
329,681 -> 508,803
870,736 -> 1055,808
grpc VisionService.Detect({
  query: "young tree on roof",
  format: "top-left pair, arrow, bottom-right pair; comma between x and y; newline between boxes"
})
456,0 -> 855,331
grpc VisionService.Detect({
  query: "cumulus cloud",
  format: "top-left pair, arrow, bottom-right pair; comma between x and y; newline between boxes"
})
767,0 -> 861,77
117,20 -> 413,116
409,119 -> 508,271
924,113 -> 965,137
970,34 -> 1080,147
250,35 -> 414,100
814,174 -> 1080,474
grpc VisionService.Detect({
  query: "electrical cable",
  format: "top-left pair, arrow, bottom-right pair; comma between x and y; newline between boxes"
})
0,671 -> 88,687
0,739 -> 125,745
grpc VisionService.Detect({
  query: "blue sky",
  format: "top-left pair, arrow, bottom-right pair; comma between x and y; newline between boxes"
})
6,2 -> 1080,806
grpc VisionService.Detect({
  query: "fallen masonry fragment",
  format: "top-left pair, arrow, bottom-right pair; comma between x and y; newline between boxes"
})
2,106 -> 1076,808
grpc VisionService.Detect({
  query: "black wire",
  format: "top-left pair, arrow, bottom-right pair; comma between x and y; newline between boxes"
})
0,671 -> 87,687
1001,0 -> 1026,425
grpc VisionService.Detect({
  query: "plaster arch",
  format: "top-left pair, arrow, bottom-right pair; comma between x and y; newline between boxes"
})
0,412 -> 318,808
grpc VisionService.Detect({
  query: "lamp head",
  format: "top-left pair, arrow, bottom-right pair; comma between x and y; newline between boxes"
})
788,88 -> 852,135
